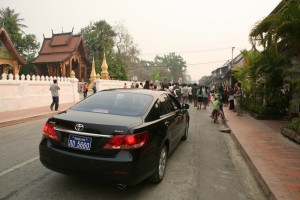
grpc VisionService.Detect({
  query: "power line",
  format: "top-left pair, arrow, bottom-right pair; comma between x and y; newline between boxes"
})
187,60 -> 228,66
141,47 -> 232,55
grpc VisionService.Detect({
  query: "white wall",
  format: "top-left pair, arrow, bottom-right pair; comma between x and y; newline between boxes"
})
94,79 -> 134,91
0,73 -> 79,112
0,73 -> 139,112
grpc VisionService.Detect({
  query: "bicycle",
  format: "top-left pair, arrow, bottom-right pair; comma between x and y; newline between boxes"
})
212,109 -> 219,123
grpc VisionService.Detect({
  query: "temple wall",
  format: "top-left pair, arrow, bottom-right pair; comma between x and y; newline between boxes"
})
0,73 -> 80,112
94,79 -> 133,91
0,73 -> 140,113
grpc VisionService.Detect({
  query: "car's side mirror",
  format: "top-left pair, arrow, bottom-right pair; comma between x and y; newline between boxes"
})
182,104 -> 189,109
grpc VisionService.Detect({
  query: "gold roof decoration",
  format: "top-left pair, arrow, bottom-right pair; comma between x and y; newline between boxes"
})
100,52 -> 110,80
88,56 -> 97,90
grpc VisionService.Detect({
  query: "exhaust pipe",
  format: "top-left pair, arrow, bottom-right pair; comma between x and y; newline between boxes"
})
116,184 -> 127,190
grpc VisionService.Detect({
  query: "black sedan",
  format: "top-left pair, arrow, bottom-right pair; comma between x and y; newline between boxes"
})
39,88 -> 189,188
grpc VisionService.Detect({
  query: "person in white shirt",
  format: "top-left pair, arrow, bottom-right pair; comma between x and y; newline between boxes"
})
181,84 -> 189,104
49,79 -> 60,111
139,82 -> 143,88
188,84 -> 192,103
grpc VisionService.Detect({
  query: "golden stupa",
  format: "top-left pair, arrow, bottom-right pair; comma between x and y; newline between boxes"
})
100,52 -> 110,80
88,56 -> 97,90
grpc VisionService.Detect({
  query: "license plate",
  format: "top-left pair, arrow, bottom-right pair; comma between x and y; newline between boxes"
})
68,134 -> 92,150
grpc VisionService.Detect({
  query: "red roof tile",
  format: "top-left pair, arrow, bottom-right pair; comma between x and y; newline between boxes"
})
50,34 -> 72,46
32,53 -> 71,63
33,32 -> 89,64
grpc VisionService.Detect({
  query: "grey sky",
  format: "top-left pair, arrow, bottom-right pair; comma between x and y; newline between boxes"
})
1,0 -> 280,81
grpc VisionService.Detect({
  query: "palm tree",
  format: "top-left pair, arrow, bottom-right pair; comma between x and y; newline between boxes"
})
233,49 -> 259,98
249,0 -> 300,56
128,45 -> 140,63
249,0 -> 300,115
0,7 -> 27,33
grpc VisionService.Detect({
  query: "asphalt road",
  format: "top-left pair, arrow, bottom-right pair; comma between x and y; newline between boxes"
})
0,106 -> 267,200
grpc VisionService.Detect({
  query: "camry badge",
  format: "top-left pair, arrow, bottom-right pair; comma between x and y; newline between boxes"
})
75,124 -> 84,131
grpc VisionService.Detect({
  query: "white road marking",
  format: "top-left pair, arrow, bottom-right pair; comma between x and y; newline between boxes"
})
0,156 -> 39,177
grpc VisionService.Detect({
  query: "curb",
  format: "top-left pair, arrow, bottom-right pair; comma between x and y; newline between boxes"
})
0,113 -> 56,128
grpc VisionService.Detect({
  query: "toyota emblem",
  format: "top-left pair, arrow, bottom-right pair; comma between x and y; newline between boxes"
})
75,124 -> 84,131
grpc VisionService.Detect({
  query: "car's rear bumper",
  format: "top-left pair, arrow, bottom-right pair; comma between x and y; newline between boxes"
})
39,139 -> 156,186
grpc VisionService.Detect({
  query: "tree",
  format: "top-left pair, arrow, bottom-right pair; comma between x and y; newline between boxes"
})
82,21 -> 114,54
154,52 -> 187,83
198,76 -> 212,86
0,7 -> 40,75
233,49 -> 260,99
80,20 -> 135,80
80,21 -> 116,75
0,7 -> 27,33
248,0 -> 299,115
113,22 -> 140,79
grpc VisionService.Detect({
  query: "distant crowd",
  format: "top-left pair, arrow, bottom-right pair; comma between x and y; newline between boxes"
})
124,80 -> 243,120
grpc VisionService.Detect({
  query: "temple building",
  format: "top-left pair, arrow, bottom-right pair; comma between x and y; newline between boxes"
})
0,28 -> 27,76
32,30 -> 89,81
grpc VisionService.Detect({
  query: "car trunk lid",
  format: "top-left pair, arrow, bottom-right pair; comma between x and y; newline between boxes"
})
47,110 -> 143,155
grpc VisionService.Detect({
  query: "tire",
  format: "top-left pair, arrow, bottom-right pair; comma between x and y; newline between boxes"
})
181,121 -> 189,141
213,112 -> 218,123
148,145 -> 168,183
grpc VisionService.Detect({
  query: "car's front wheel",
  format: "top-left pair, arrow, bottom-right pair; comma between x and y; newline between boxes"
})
148,145 -> 167,183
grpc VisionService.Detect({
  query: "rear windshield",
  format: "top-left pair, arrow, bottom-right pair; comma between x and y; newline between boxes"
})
71,91 -> 153,116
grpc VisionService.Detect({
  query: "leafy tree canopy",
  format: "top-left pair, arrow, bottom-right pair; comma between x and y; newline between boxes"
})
250,0 -> 300,56
0,7 -> 40,75
154,52 -> 187,83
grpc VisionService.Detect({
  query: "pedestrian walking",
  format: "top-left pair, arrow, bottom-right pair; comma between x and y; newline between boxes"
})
192,83 -> 198,107
181,84 -> 189,104
49,79 -> 60,111
216,86 -> 225,118
82,83 -> 88,98
92,83 -> 97,94
139,82 -> 144,88
202,86 -> 209,109
196,86 -> 203,110
149,83 -> 155,90
143,80 -> 150,89
188,84 -> 193,103
228,86 -> 235,110
173,83 -> 181,103
234,82 -> 242,116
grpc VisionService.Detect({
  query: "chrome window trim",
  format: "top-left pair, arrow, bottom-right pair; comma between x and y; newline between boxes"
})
54,127 -> 113,138
160,112 -> 176,119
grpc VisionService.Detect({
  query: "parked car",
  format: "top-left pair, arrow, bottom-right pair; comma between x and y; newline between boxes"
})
39,89 -> 189,188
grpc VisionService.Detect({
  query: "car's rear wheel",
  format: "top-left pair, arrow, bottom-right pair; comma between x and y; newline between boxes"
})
181,121 -> 189,141
148,145 -> 167,183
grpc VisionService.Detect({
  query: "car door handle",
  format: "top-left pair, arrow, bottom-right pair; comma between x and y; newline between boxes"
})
165,121 -> 169,126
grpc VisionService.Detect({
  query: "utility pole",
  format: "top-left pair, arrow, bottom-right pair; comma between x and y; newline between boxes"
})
231,47 -> 235,68
231,47 -> 235,87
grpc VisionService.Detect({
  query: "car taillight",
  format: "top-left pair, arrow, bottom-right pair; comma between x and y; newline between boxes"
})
103,132 -> 149,150
43,123 -> 59,141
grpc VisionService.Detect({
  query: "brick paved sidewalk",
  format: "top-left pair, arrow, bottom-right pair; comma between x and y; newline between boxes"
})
224,108 -> 300,200
0,102 -> 77,127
